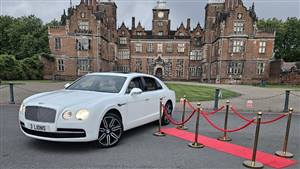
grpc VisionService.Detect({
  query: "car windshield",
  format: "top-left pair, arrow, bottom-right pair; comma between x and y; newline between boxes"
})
67,75 -> 127,93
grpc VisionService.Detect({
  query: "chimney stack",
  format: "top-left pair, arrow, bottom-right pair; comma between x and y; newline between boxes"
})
85,0 -> 88,5
132,17 -> 135,30
92,0 -> 97,11
187,18 -> 191,31
89,0 -> 92,6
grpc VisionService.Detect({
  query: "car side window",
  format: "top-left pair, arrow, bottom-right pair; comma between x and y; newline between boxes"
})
126,77 -> 143,94
143,77 -> 162,91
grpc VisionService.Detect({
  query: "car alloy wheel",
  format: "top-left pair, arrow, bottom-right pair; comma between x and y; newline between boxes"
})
97,113 -> 123,148
162,102 -> 172,126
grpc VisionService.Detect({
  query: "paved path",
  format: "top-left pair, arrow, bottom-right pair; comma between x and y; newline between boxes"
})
0,81 -> 299,113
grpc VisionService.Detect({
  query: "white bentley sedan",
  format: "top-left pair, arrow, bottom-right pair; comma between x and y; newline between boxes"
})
19,72 -> 176,147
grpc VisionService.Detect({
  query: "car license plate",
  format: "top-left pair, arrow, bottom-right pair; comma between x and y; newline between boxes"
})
28,123 -> 48,132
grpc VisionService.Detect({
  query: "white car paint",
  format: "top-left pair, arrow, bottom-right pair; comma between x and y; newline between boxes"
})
19,72 -> 176,142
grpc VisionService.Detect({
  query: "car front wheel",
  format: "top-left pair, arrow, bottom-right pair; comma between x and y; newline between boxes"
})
162,101 -> 172,126
97,113 -> 123,148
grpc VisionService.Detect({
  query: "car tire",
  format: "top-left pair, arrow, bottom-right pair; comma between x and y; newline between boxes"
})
161,101 -> 172,126
96,113 -> 123,148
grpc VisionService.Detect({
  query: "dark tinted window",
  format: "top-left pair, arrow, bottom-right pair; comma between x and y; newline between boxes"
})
143,77 -> 162,91
126,77 -> 143,94
67,75 -> 126,93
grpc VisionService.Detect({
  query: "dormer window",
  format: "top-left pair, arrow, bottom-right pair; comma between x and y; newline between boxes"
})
196,32 -> 201,36
137,32 -> 142,36
78,21 -> 89,31
234,22 -> 244,34
179,32 -> 185,37
158,31 -> 163,36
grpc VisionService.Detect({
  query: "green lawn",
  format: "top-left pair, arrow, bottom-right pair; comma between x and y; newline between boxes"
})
166,83 -> 239,102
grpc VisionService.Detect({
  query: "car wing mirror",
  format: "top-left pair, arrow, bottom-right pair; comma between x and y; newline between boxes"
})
130,88 -> 143,96
64,83 -> 71,89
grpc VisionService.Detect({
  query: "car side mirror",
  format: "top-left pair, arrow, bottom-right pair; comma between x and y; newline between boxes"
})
130,88 -> 142,96
64,83 -> 71,89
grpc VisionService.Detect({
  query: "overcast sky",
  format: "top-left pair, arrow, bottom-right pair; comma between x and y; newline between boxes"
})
1,0 -> 299,29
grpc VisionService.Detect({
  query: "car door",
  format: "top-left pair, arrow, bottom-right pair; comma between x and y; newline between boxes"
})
141,76 -> 165,122
125,77 -> 147,129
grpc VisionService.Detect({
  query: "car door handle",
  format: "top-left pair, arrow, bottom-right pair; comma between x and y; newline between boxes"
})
145,98 -> 150,101
117,103 -> 126,107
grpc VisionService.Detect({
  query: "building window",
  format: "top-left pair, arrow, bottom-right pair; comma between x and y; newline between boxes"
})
76,38 -> 91,51
228,62 -> 243,75
259,42 -> 266,54
118,65 -> 129,73
137,32 -> 142,36
189,67 -> 201,77
195,37 -> 201,47
237,13 -> 243,19
135,43 -> 142,53
55,37 -> 61,49
233,22 -> 244,34
158,21 -> 163,27
78,21 -> 89,31
118,49 -> 130,59
165,59 -> 172,77
178,43 -> 185,53
232,40 -> 244,53
57,59 -> 64,71
176,59 -> 184,78
119,37 -> 127,45
77,59 -> 90,72
147,58 -> 154,74
157,43 -> 163,53
158,31 -> 163,36
257,62 -> 265,75
136,58 -> 142,72
167,43 -> 173,53
179,32 -> 185,37
190,50 -> 202,60
147,43 -> 153,53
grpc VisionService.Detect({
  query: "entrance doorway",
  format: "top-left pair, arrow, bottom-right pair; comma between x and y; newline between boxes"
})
155,67 -> 163,79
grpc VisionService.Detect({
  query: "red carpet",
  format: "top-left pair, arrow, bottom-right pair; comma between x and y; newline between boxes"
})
161,128 -> 297,169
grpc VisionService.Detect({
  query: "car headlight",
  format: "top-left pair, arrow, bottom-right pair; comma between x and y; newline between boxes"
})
62,111 -> 72,120
19,104 -> 26,114
76,109 -> 89,121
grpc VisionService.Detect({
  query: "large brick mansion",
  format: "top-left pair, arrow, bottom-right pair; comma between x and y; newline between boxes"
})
47,0 -> 275,83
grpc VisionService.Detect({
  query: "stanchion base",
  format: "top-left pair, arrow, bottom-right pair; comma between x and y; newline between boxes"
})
153,131 -> 166,137
243,160 -> 264,169
217,136 -> 232,142
176,125 -> 188,130
188,142 -> 204,148
275,151 -> 294,158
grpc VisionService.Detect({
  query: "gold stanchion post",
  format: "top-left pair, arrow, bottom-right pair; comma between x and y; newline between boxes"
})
218,100 -> 232,141
177,95 -> 188,130
153,98 -> 166,137
275,108 -> 294,158
188,102 -> 204,148
243,112 -> 264,169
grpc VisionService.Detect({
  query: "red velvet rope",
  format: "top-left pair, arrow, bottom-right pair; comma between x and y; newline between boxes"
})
201,112 -> 255,132
162,105 -> 197,126
202,106 -> 225,116
185,100 -> 225,116
230,107 -> 287,124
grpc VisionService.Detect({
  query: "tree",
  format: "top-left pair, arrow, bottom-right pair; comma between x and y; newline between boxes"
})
0,54 -> 25,80
257,17 -> 300,62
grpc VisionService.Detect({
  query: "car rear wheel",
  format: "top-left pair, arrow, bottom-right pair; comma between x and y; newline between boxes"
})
162,101 -> 172,126
97,113 -> 123,148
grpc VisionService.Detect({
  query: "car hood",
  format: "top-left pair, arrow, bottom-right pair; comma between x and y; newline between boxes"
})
24,89 -> 116,108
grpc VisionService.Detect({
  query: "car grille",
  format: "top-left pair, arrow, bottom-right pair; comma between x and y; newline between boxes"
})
25,106 -> 56,123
